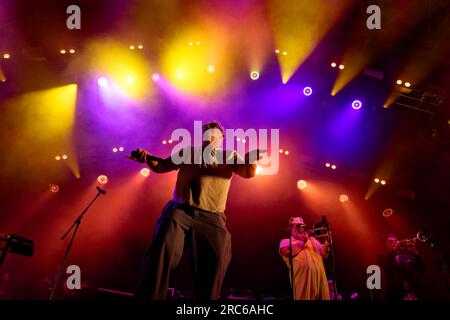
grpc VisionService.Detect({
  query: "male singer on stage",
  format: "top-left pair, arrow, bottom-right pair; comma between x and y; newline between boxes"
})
129,121 -> 261,300
279,217 -> 330,300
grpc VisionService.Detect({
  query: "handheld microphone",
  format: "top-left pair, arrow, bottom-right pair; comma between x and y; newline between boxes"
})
96,186 -> 106,195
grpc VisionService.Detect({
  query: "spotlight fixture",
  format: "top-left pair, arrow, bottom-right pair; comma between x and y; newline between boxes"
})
284,150 -> 289,155
97,175 -> 108,185
176,72 -> 183,79
339,194 -> 349,202
279,149 -> 284,154
352,100 -> 362,110
331,62 -> 337,68
196,41 -> 201,45
339,64 -> 345,70
374,178 -> 380,183
404,82 -> 411,88
3,53 -> 10,59
331,164 -> 337,170
380,180 -> 386,185
69,49 -> 76,54
303,86 -> 312,96
274,49 -> 280,54
151,73 -> 160,82
118,147 -> 124,152
55,155 -> 61,161
297,180 -> 308,190
250,71 -> 260,80
97,77 -> 108,87
140,168 -> 150,177
207,65 -> 215,73
61,154 -> 68,160
382,208 -> 394,217
60,49 -> 66,54
112,147 -> 118,153
49,184 -> 59,193
396,80 -> 402,85
168,139 -> 173,144
282,51 -> 287,56
325,163 -> 331,168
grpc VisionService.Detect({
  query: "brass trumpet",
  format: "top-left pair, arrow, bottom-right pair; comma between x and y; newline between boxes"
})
396,231 -> 428,252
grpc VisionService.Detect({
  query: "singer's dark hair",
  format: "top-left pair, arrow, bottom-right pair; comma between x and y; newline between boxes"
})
202,120 -> 224,135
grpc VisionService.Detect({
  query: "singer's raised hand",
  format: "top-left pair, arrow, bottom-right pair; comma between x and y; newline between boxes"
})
127,148 -> 149,163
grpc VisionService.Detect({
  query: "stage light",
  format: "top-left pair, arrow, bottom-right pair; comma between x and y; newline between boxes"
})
97,77 -> 108,87
162,140 -> 167,145
151,73 -> 160,82
55,155 -> 61,161
176,72 -> 184,79
112,147 -> 118,153
250,71 -> 260,80
69,49 -> 76,54
62,154 -> 68,160
50,184 -> 59,193
274,49 -> 280,54
97,175 -> 108,185
297,180 -> 308,190
404,82 -> 411,88
196,41 -> 201,45
331,164 -> 337,170
339,194 -> 349,202
325,162 -> 331,168
126,76 -> 134,84
168,139 -> 173,144
255,165 -> 263,175
380,180 -> 386,185
242,139 -> 246,144
284,150 -> 289,155
118,147 -> 124,152
60,49 -> 66,54
140,168 -> 150,177
129,45 -> 135,50
339,64 -> 345,70
396,79 -> 402,85
374,178 -> 380,183
282,51 -> 288,56
382,208 -> 394,217
138,45 -> 144,50
207,65 -> 215,73
279,149 -> 284,153
237,138 -> 241,142
331,62 -> 337,68
3,53 -> 10,59
303,86 -> 312,96
352,100 -> 362,110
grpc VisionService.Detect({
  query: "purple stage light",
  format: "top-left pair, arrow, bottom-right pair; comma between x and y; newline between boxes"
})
352,100 -> 362,110
98,77 -> 108,87
303,86 -> 312,96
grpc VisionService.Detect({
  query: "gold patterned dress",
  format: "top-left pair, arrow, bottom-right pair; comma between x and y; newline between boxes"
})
279,237 -> 330,300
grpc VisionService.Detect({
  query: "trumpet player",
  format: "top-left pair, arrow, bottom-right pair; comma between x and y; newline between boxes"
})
378,234 -> 426,300
279,217 -> 330,300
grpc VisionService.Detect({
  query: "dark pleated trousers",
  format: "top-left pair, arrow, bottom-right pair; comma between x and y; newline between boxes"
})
134,201 -> 232,300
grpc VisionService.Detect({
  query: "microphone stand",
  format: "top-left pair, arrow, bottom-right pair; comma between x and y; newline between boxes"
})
288,225 -> 296,300
49,187 -> 106,300
324,220 -> 338,300
425,231 -> 450,293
